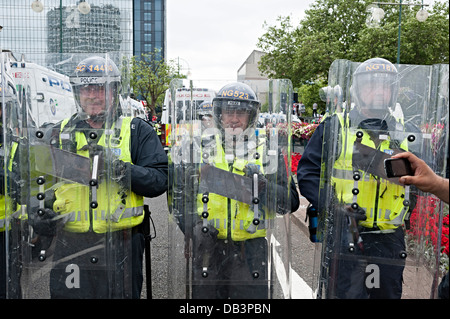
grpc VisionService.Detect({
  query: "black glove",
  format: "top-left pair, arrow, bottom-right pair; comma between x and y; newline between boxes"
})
28,207 -> 60,236
343,205 -> 367,222
244,164 -> 268,204
80,143 -> 130,188
112,158 -> 130,184
193,220 -> 219,252
243,164 -> 293,215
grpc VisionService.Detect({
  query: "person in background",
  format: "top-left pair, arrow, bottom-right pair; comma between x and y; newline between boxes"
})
312,103 -> 318,118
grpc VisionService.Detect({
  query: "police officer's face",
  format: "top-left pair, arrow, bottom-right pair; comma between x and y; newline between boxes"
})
221,107 -> 250,135
79,84 -> 111,116
201,114 -> 214,129
359,82 -> 391,116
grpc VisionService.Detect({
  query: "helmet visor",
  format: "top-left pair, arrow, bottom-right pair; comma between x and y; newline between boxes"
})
355,72 -> 397,113
213,99 -> 259,135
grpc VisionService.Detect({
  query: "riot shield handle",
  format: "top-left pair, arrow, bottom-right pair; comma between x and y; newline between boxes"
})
90,155 -> 99,208
247,173 -> 260,234
201,193 -> 209,233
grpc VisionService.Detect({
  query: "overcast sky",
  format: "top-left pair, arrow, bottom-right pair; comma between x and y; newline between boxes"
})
166,0 -> 316,89
166,0 -> 438,90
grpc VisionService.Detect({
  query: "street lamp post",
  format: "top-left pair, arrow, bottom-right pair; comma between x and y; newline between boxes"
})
369,1 -> 429,64
176,57 -> 191,78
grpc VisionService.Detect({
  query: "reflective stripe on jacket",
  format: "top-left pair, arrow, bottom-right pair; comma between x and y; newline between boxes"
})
53,116 -> 144,233
332,114 -> 409,230
198,133 -> 269,241
1,141 -> 20,232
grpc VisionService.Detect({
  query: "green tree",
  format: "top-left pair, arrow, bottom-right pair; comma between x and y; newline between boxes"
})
257,0 -> 449,114
352,0 -> 449,64
257,16 -> 303,84
297,78 -> 327,116
129,49 -> 179,117
257,0 -> 449,87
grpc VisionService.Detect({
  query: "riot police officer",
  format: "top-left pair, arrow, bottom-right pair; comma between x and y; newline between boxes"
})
197,101 -> 214,130
170,82 -> 299,299
28,55 -> 168,298
298,58 -> 421,298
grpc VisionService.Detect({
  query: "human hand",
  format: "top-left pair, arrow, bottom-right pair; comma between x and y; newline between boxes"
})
392,152 -> 449,204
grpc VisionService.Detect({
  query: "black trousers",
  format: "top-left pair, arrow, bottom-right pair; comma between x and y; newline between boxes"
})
49,228 -> 144,299
191,237 -> 268,299
332,227 -> 406,299
1,231 -> 22,299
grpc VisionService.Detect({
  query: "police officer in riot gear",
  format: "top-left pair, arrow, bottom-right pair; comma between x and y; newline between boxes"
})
197,101 -> 214,130
171,82 -> 299,299
298,58 -> 421,299
28,56 -> 168,298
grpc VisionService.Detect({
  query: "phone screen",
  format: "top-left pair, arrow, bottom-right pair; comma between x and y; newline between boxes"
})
384,158 -> 413,178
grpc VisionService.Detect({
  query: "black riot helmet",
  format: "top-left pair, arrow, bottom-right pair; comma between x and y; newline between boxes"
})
197,101 -> 213,119
212,82 -> 260,133
352,57 -> 398,117
70,56 -> 121,122
197,101 -> 214,129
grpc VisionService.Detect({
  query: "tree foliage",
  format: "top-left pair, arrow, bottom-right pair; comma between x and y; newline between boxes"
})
129,49 -> 179,117
256,0 -> 449,113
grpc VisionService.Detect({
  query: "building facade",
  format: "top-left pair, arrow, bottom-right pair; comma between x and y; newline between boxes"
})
133,0 -> 166,59
0,0 -> 166,65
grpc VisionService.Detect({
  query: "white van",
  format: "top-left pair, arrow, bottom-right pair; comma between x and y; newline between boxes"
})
161,87 -> 216,124
9,59 -> 77,127
160,87 -> 216,152
120,95 -> 147,120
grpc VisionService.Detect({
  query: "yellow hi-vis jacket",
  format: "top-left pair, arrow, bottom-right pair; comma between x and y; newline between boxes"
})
1,141 -> 20,232
197,133 -> 268,241
332,114 -> 409,230
52,117 -> 144,233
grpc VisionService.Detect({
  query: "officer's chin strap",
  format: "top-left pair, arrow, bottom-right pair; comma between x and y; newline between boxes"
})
77,110 -> 106,124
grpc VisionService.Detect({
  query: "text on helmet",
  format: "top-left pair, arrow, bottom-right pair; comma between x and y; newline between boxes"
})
220,89 -> 250,100
365,63 -> 395,72
76,63 -> 114,73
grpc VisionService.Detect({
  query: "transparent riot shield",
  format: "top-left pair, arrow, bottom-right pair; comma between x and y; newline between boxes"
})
1,51 -> 24,298
314,59 -> 449,299
167,78 -> 294,298
5,52 -> 138,299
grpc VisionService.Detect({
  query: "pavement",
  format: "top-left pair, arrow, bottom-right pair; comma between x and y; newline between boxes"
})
291,192 -> 310,238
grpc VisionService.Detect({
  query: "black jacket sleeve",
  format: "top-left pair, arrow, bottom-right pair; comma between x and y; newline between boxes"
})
129,118 -> 168,198
296,122 -> 326,210
266,148 -> 300,214
290,178 -> 300,212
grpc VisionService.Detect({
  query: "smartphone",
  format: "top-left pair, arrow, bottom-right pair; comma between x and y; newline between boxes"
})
384,158 -> 413,178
